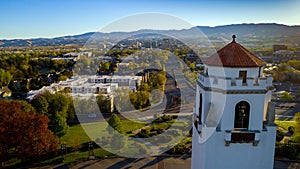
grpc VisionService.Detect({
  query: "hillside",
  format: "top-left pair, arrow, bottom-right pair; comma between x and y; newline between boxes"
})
1,23 -> 300,47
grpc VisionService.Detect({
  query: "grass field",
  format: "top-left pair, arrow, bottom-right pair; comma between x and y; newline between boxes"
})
56,120 -> 147,164
61,120 -> 147,147
275,120 -> 295,130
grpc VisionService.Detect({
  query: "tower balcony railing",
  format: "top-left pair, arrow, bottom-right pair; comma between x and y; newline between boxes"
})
224,130 -> 260,146
198,73 -> 273,91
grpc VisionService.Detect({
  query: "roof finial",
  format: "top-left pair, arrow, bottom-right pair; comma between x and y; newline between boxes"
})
232,35 -> 236,43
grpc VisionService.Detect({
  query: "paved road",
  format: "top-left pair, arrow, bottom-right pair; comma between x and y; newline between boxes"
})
274,101 -> 300,120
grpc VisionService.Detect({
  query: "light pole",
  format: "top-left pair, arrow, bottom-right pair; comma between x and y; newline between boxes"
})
60,143 -> 67,161
88,141 -> 95,160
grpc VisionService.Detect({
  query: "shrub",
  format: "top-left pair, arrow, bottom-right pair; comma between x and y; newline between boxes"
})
289,126 -> 295,136
276,129 -> 285,142
161,115 -> 173,122
139,129 -> 151,138
167,144 -> 190,154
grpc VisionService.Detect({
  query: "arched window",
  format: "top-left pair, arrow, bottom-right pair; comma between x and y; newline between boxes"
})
234,101 -> 250,130
199,93 -> 202,122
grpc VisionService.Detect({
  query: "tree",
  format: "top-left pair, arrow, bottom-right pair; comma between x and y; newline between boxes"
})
155,61 -> 162,70
31,95 -> 48,115
127,62 -> 137,70
140,83 -> 150,92
48,112 -> 69,139
0,69 -> 13,87
97,94 -> 112,113
100,62 -> 111,71
58,75 -> 68,81
31,91 -> 73,137
157,73 -> 166,86
107,114 -> 121,134
0,100 -> 58,164
43,91 -> 72,119
129,90 -> 150,109
288,60 -> 300,71
189,62 -> 196,71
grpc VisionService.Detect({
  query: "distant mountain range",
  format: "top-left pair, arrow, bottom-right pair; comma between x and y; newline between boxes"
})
1,23 -> 300,47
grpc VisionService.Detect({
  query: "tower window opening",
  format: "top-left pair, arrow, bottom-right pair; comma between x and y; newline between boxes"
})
239,71 -> 247,84
234,101 -> 250,130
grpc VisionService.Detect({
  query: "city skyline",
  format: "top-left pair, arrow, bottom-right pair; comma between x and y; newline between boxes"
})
1,0 -> 300,39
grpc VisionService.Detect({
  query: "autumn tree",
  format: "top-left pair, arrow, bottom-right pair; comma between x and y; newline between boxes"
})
0,100 -> 58,165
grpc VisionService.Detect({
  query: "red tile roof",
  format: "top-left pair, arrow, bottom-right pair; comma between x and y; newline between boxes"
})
204,37 -> 265,67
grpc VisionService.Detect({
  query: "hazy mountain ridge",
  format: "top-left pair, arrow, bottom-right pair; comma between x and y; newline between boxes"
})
1,23 -> 300,47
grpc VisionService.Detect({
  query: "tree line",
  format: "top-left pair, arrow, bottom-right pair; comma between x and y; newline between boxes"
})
0,53 -> 74,96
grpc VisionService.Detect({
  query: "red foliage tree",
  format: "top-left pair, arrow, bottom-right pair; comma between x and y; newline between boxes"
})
0,100 -> 58,164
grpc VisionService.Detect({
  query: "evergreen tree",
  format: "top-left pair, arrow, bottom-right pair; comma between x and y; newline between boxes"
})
107,114 -> 121,134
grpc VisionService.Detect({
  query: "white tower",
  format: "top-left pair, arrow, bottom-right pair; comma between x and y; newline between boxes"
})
192,35 -> 276,169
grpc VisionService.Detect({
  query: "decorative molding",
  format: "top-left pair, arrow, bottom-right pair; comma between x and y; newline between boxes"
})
197,80 -> 271,94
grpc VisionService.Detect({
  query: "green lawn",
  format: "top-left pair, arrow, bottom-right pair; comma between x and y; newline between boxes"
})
119,120 -> 147,133
60,124 -> 91,146
61,120 -> 147,147
275,120 -> 295,130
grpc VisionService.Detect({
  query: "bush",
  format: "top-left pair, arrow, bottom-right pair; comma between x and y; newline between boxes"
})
167,144 -> 190,154
275,143 -> 299,160
276,129 -> 285,142
138,129 -> 151,138
161,115 -> 173,122
289,126 -> 295,136
155,116 -> 163,123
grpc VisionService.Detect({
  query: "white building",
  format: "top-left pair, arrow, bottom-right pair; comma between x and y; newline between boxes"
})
88,75 -> 142,90
26,76 -> 118,100
192,35 -> 276,169
71,83 -> 111,94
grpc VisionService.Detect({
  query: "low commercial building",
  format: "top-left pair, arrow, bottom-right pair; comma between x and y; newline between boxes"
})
88,75 -> 142,90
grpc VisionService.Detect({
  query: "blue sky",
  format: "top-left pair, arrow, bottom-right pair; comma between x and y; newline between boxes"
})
0,0 -> 300,39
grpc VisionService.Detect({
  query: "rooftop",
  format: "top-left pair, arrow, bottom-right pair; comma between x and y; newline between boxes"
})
204,35 -> 265,67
